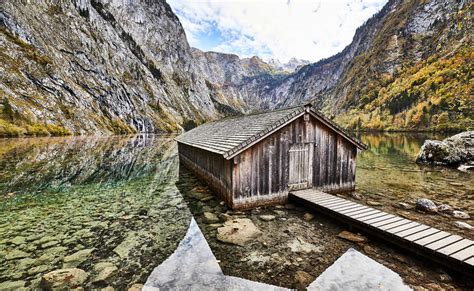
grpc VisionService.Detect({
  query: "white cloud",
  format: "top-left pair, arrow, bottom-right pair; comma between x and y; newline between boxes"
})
167,0 -> 388,62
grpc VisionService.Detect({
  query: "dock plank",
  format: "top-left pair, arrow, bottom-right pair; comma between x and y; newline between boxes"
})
351,210 -> 382,219
376,218 -> 410,230
464,257 -> 474,266
362,214 -> 395,224
437,239 -> 473,256
425,235 -> 463,251
403,228 -> 439,241
450,245 -> 473,261
395,225 -> 431,238
415,231 -> 452,246
289,189 -> 473,275
370,216 -> 404,227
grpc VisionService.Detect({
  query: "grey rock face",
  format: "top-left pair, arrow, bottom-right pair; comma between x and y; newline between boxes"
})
416,131 -> 474,166
0,0 -> 230,135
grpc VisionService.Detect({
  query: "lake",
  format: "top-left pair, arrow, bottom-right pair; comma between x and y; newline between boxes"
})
0,133 -> 472,289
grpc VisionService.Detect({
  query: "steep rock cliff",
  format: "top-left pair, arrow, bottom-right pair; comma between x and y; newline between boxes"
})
0,0 -> 234,136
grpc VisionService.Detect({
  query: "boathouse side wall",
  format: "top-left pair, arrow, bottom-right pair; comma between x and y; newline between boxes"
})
177,143 -> 233,206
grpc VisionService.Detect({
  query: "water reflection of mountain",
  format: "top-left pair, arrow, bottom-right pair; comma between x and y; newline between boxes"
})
358,132 -> 450,161
0,134 -> 177,194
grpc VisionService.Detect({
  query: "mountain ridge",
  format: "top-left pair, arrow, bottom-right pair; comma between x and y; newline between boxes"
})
0,0 -> 472,136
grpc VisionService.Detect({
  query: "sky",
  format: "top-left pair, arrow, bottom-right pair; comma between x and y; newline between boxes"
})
167,0 -> 388,63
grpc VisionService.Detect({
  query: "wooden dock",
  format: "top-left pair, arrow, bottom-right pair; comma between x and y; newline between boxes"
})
289,189 -> 474,275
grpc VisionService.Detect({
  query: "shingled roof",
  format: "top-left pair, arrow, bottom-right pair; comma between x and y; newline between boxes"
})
176,103 -> 367,159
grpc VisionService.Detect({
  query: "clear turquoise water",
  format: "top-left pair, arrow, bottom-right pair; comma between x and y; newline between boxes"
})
0,133 -> 472,289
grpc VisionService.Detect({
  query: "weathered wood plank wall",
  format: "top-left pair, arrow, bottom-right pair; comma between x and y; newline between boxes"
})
178,143 -> 233,205
232,114 -> 357,208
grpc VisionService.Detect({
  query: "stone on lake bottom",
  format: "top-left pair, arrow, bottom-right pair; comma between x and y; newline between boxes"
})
437,204 -> 453,213
303,213 -> 315,221
454,221 -> 473,230
5,249 -> 30,260
41,268 -> 88,289
63,248 -> 94,268
259,215 -> 276,221
0,281 -> 26,290
294,270 -> 314,288
217,218 -> 262,246
452,210 -> 470,220
287,237 -> 321,253
397,202 -> 412,210
114,231 -> 153,259
307,248 -> 410,291
337,231 -> 367,243
273,210 -> 286,216
10,236 -> 26,246
415,198 -> 437,213
366,201 -> 382,206
129,284 -> 144,291
92,262 -> 118,283
203,212 -> 220,224
28,265 -> 49,276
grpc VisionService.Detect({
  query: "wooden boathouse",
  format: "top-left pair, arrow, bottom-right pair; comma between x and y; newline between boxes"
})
176,103 -> 367,209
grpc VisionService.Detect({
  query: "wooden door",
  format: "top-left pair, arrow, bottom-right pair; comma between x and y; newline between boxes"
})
288,143 -> 313,190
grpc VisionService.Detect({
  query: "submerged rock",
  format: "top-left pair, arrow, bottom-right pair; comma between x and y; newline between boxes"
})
337,231 -> 367,243
92,262 -> 118,283
128,284 -> 144,291
366,201 -> 382,206
303,213 -> 315,221
63,249 -> 94,268
454,221 -> 473,230
217,218 -> 262,246
397,202 -> 413,210
437,204 -> 453,214
5,249 -> 30,260
416,131 -> 473,166
294,270 -> 314,288
41,268 -> 88,289
114,231 -> 153,259
452,210 -> 470,220
287,237 -> 321,253
458,164 -> 474,172
9,236 -> 27,246
203,212 -> 219,224
259,215 -> 276,221
0,281 -> 26,290
415,199 -> 437,213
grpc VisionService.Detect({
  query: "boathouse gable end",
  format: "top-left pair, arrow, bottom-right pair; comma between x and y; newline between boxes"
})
176,103 -> 366,209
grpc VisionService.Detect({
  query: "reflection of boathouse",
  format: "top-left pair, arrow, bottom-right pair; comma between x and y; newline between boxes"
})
176,103 -> 367,209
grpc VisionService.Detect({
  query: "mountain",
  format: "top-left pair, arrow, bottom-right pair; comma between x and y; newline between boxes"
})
267,58 -> 311,73
0,0 -> 242,136
238,0 -> 473,131
1,0 -> 472,136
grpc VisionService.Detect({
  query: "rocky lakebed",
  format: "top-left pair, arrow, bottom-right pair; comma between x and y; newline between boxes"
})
0,133 -> 473,290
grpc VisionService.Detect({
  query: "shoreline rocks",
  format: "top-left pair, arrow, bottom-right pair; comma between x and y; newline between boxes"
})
415,199 -> 437,213
416,131 -> 473,166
